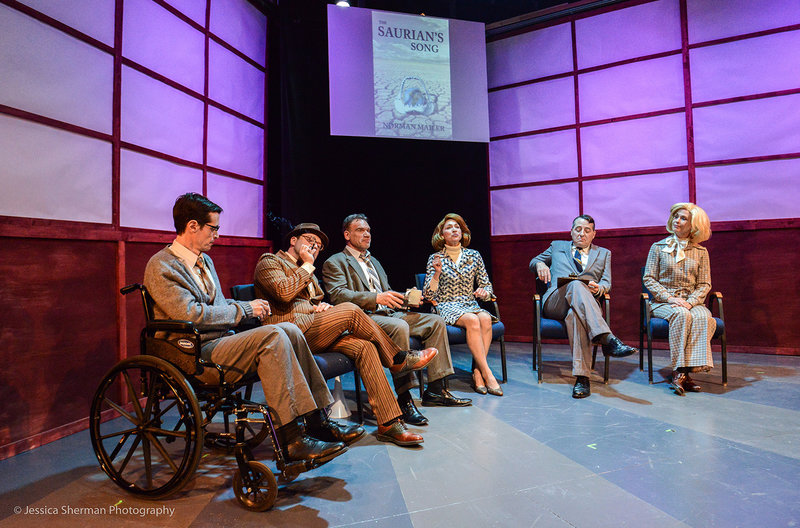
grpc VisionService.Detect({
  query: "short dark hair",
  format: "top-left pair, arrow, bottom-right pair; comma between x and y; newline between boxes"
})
342,213 -> 369,233
572,214 -> 595,229
173,193 -> 222,234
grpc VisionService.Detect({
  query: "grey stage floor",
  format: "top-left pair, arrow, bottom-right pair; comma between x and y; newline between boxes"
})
1,342 -> 799,527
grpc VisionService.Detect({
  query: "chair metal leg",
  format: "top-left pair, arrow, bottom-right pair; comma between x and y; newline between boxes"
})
500,337 -> 507,384
537,341 -> 543,383
417,370 -> 424,399
353,368 -> 364,424
647,332 -> 654,384
639,329 -> 644,371
603,350 -> 610,384
591,347 -> 597,369
720,335 -> 728,386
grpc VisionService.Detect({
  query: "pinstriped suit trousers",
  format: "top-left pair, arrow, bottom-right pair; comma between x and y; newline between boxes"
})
303,302 -> 402,424
651,304 -> 715,370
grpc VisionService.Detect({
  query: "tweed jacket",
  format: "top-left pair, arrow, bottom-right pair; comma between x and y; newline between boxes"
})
528,240 -> 611,306
143,246 -> 253,344
253,250 -> 325,332
643,236 -> 711,311
322,249 -> 391,313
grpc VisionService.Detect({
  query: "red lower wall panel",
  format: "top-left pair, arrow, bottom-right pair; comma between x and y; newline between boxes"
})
0,237 -> 272,460
491,227 -> 800,354
0,237 -> 118,454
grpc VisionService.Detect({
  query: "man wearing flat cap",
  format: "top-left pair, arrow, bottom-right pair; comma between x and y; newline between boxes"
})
253,223 -> 438,447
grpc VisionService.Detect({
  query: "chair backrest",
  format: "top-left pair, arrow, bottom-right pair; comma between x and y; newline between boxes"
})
231,284 -> 256,302
415,273 -> 425,291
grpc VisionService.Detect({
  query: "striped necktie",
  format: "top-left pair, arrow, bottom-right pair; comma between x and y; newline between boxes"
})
195,256 -> 216,301
360,252 -> 383,292
573,249 -> 584,273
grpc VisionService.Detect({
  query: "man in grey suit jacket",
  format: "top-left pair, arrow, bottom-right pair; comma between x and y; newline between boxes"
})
322,214 -> 470,426
144,193 -> 362,464
528,215 -> 637,398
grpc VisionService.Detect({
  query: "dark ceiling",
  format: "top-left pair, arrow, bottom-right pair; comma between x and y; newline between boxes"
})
355,0 -> 587,24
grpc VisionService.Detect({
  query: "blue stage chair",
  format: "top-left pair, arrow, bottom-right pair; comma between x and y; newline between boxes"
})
639,269 -> 727,385
415,274 -> 507,383
531,278 -> 612,384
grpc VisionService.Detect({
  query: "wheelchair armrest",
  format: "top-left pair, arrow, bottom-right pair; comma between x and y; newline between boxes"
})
146,319 -> 199,334
120,283 -> 142,295
709,291 -> 724,321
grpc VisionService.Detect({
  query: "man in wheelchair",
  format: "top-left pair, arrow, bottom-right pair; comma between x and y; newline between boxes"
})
144,193 -> 364,465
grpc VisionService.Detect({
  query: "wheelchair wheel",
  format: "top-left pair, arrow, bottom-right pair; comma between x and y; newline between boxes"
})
90,356 -> 204,499
232,460 -> 278,511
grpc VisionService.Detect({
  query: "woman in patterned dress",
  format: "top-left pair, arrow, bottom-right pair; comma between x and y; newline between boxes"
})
643,202 -> 715,396
423,214 -> 502,396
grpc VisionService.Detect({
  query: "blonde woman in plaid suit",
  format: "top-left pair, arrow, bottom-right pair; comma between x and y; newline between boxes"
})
643,203 -> 715,395
423,213 -> 502,396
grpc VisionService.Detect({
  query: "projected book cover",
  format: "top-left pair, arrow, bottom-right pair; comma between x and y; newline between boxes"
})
372,11 -> 452,139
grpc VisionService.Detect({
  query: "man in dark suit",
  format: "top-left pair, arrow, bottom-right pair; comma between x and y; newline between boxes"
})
528,215 -> 637,398
254,222 -> 438,447
322,214 -> 470,427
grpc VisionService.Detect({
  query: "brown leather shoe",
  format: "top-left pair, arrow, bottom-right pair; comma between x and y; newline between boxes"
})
681,375 -> 702,392
376,420 -> 423,446
669,372 -> 686,396
389,348 -> 438,375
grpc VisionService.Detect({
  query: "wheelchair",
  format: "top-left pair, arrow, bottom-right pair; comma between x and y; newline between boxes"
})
89,284 -> 325,511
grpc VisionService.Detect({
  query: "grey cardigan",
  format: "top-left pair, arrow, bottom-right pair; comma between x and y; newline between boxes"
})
143,246 -> 254,346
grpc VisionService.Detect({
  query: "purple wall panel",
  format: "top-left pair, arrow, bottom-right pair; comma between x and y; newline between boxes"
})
575,0 -> 681,69
584,171 -> 689,229
121,66 -> 204,162
210,0 -> 267,67
696,159 -> 800,222
122,0 -> 205,94
207,173 -> 263,238
687,0 -> 800,44
491,183 -> 579,235
164,0 -> 207,26
206,106 -> 264,179
579,54 -> 685,122
690,30 -> 800,103
209,40 -> 265,123
18,0 -> 115,46
489,77 -> 575,137
693,93 -> 800,162
487,23 -> 572,88
0,6 -> 113,134
581,113 -> 687,176
489,130 -> 577,186
120,149 -> 203,231
0,115 -> 111,224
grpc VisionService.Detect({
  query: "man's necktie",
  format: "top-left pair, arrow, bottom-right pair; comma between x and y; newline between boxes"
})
360,252 -> 383,292
573,249 -> 584,272
196,256 -> 216,301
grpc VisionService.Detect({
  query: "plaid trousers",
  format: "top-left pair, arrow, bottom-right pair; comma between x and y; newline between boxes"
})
651,304 -> 715,370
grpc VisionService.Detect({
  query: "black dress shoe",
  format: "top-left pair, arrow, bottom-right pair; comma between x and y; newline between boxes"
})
284,435 -> 346,464
400,398 -> 428,426
307,419 -> 366,445
602,336 -> 637,358
421,388 -> 472,407
572,376 -> 591,399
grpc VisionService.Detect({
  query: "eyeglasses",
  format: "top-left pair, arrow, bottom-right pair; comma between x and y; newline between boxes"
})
300,234 -> 323,250
204,223 -> 220,233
